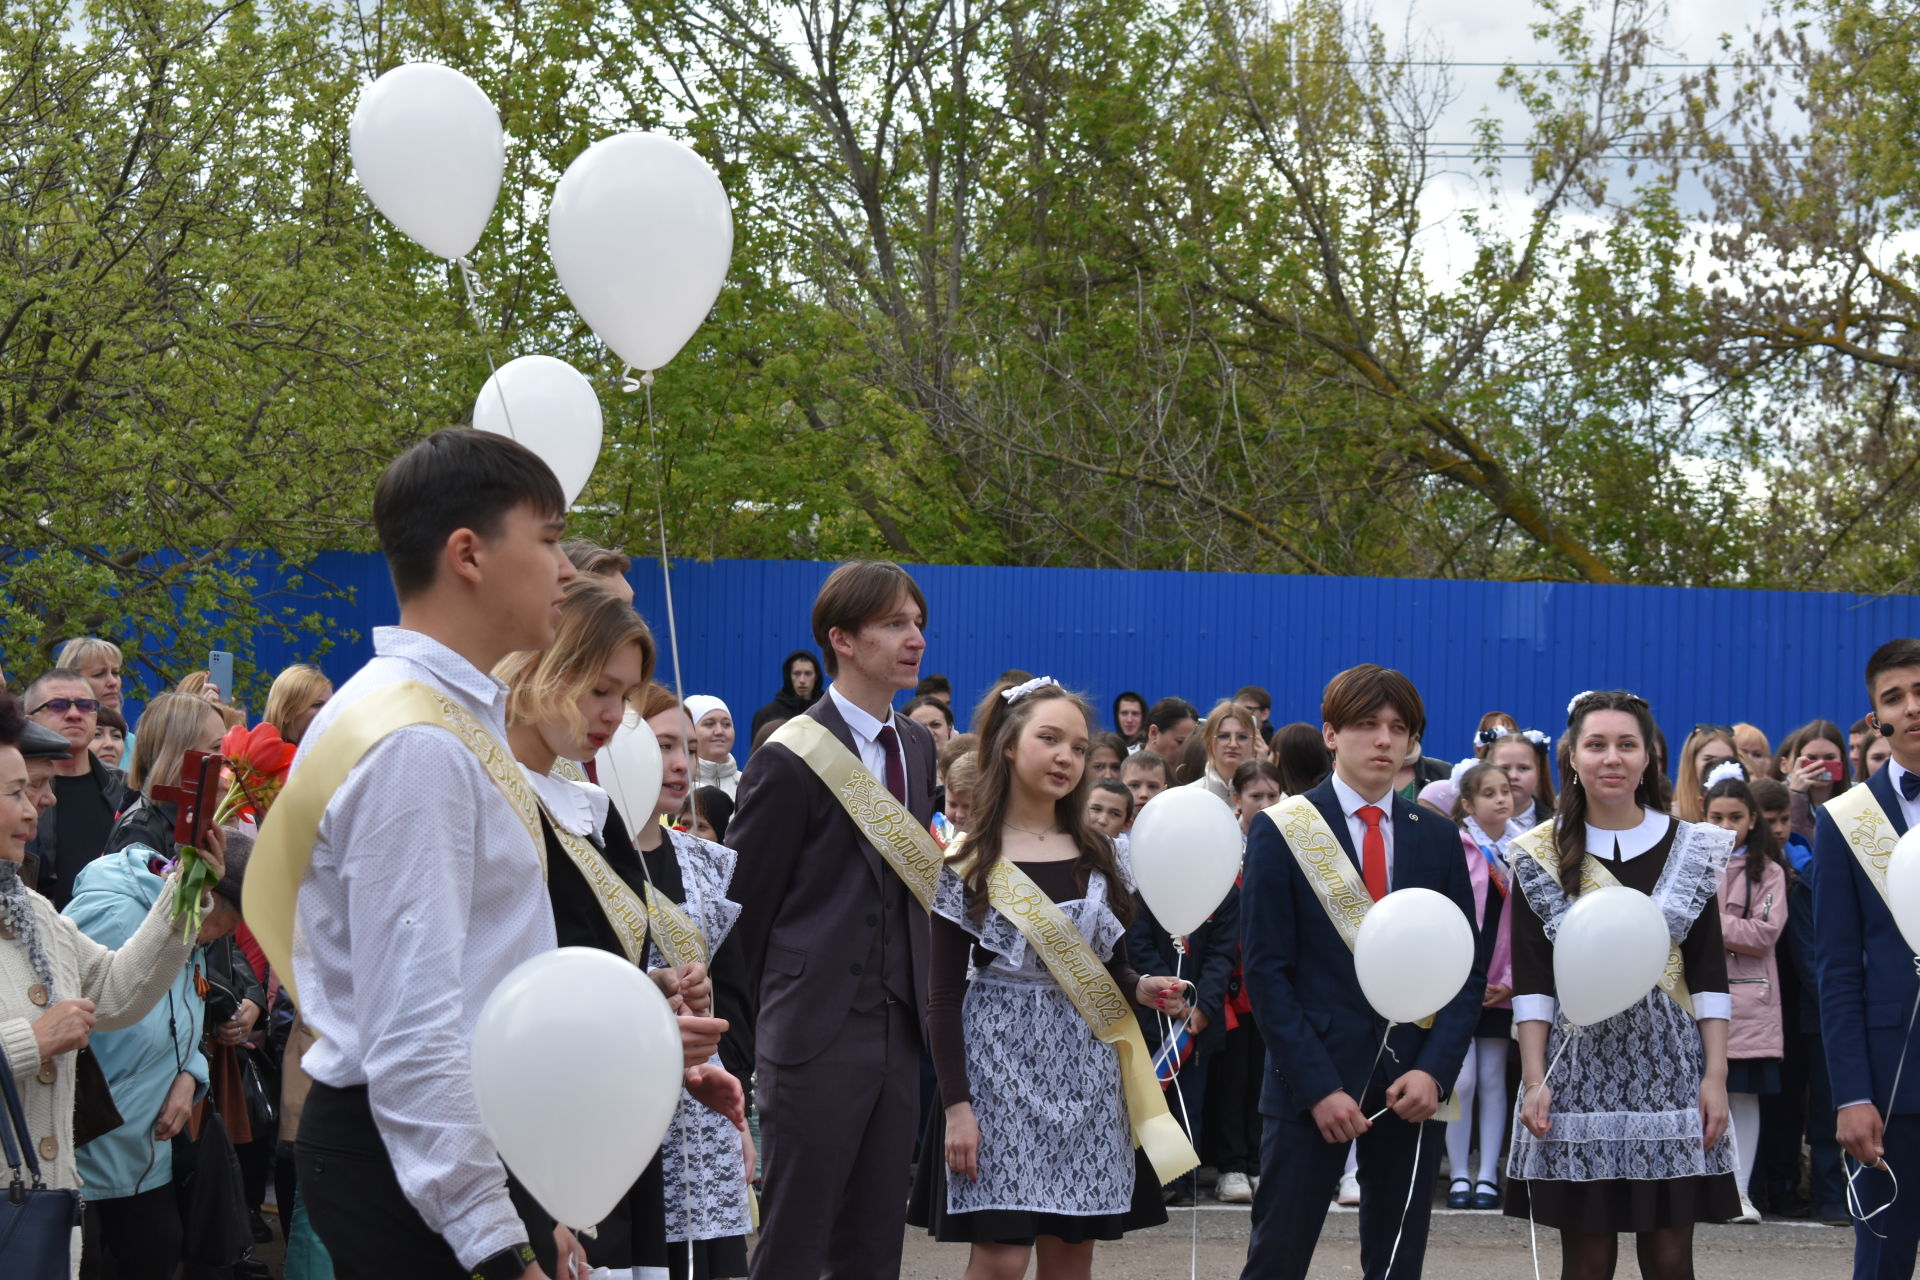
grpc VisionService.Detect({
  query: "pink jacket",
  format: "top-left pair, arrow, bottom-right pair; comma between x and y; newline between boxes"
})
1719,851 -> 1788,1060
1460,828 -> 1513,1005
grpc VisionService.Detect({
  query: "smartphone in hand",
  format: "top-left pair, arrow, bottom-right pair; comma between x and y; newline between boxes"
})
207,650 -> 235,703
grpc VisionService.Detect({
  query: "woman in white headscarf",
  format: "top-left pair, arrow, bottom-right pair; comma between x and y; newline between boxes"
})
685,696 -> 740,798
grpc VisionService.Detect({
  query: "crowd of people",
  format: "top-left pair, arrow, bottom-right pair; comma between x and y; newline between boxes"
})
0,426 -> 1914,1280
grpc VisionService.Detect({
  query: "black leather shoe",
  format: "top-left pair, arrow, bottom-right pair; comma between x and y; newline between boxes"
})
1472,1180 -> 1501,1210
1447,1179 -> 1472,1210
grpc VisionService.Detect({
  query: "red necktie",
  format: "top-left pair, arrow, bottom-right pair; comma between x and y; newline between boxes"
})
1357,805 -> 1388,901
875,724 -> 907,803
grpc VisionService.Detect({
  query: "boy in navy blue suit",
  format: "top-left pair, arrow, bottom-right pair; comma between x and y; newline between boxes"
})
1239,665 -> 1484,1280
1814,638 -> 1920,1280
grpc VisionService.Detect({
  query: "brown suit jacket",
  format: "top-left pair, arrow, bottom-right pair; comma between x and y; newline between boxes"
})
726,694 -> 937,1066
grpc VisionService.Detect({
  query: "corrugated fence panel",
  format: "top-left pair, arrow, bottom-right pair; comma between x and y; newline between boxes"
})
237,556 -> 1920,759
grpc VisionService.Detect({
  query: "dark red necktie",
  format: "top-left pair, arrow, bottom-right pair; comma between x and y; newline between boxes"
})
875,724 -> 907,803
1357,804 -> 1388,901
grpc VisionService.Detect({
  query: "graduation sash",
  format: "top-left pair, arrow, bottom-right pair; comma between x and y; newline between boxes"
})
769,716 -> 941,909
1510,821 -> 1695,1017
949,841 -> 1200,1185
244,681 -> 546,1009
1264,795 -> 1443,1033
1822,783 -> 1898,908
545,762 -> 707,970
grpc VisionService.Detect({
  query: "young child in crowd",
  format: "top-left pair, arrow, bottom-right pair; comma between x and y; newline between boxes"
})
1445,763 -> 1515,1210
1089,734 -> 1128,784
1121,750 -> 1172,815
1702,770 -> 1790,1224
1085,778 -> 1134,839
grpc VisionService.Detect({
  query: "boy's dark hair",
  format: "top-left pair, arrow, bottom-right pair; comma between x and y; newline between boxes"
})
1320,664 -> 1426,742
1234,685 -> 1272,711
1121,749 -> 1173,788
374,429 -> 565,601
915,674 -> 953,698
1092,777 -> 1136,820
811,561 -> 927,677
1748,776 -> 1790,814
1866,638 -> 1920,704
1145,697 -> 1198,735
938,731 -> 979,774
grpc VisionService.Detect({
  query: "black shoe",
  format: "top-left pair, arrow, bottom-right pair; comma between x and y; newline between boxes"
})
234,1253 -> 273,1280
1166,1183 -> 1200,1207
1447,1179 -> 1471,1210
1472,1180 -> 1501,1210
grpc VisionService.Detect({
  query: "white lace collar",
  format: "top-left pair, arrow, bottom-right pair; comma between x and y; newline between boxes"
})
522,766 -> 611,838
1584,806 -> 1668,861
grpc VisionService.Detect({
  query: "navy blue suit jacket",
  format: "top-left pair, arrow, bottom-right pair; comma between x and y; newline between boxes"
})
1812,766 -> 1920,1116
1240,778 -> 1485,1118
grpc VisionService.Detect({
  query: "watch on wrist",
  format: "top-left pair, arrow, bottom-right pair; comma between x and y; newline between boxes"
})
470,1243 -> 536,1280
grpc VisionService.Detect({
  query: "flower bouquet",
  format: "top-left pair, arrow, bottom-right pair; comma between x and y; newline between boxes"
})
166,723 -> 297,941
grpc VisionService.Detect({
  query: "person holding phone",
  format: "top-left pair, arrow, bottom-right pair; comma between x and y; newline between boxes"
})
1778,720 -> 1852,845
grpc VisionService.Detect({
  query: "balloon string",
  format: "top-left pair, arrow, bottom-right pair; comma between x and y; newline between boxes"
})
639,371 -> 699,842
455,256 -> 520,442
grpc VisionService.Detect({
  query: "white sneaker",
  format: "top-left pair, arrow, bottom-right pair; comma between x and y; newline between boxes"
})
1336,1171 -> 1361,1206
1250,1175 -> 1261,1193
1734,1196 -> 1762,1224
1216,1172 -> 1254,1203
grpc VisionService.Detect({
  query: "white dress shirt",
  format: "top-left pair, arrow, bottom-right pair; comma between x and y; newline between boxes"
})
1329,771 -> 1396,884
292,628 -> 557,1268
1513,808 -> 1730,1024
829,683 -> 904,787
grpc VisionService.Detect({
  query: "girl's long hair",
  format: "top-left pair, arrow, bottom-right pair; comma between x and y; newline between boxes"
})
1489,732 -> 1557,816
962,680 -> 1131,925
1703,775 -> 1790,888
1673,725 -> 1739,822
1555,691 -> 1665,898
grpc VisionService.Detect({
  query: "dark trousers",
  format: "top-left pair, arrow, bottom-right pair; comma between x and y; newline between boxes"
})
297,1082 -> 550,1280
1850,1114 -> 1919,1280
1809,1033 -> 1849,1217
1242,1072 -> 1444,1280
1206,1020 -> 1265,1175
1759,1022 -> 1811,1209
751,1001 -> 918,1280
80,1183 -> 181,1280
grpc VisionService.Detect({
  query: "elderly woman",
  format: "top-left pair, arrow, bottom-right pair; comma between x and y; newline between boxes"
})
0,689 -> 221,1275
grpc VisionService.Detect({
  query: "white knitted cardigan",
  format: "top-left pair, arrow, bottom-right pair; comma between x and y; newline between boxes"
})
0,873 -> 197,1274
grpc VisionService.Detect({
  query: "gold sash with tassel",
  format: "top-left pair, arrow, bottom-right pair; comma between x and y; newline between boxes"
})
948,840 -> 1200,1185
244,682 -> 546,1009
1822,784 -> 1898,908
1510,821 -> 1695,1017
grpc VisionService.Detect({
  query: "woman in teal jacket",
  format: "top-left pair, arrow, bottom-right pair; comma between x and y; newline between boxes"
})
64,837 -> 248,1279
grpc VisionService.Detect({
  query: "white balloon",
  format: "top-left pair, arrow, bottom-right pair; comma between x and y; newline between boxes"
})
1353,888 -> 1475,1024
470,947 -> 682,1229
1554,885 -> 1672,1026
473,355 -> 603,505
596,713 -> 664,837
548,132 -> 733,372
1128,788 -> 1243,937
349,63 -> 504,260
1887,828 -> 1920,957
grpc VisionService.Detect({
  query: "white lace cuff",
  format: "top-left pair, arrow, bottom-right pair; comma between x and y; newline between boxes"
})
1693,991 -> 1731,1021
1513,994 -> 1558,1024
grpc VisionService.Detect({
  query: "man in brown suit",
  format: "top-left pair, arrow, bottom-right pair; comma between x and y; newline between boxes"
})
729,561 -> 938,1280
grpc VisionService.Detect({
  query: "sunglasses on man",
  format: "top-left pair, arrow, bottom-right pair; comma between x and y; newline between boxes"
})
31,697 -> 100,715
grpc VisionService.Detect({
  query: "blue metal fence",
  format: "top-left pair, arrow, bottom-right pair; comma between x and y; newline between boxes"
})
240,555 -> 1920,761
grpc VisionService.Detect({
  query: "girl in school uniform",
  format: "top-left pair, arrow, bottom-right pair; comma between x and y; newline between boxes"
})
1700,768 -> 1791,1226
1446,763 -> 1516,1210
1489,730 -> 1557,831
908,678 -> 1185,1278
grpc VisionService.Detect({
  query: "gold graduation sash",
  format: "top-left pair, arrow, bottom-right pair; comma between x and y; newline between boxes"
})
768,716 -> 941,909
1264,795 -> 1440,1032
949,843 -> 1199,1185
1823,784 -> 1897,908
1511,822 -> 1695,1017
244,682 -> 546,1009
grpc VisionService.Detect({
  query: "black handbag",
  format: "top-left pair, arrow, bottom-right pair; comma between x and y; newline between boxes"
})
71,1047 -> 125,1148
0,1061 -> 84,1279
